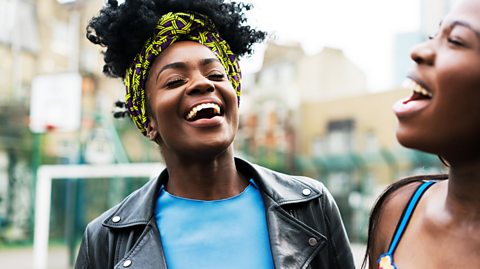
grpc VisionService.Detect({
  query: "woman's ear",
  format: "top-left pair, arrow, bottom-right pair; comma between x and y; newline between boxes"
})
146,118 -> 159,142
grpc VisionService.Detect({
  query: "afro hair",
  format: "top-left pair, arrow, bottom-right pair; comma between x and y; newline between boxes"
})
86,0 -> 267,78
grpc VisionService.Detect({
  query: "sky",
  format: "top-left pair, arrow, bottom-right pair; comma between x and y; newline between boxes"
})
238,0 -> 421,91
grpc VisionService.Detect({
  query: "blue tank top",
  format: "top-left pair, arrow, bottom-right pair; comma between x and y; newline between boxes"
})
378,180 -> 436,269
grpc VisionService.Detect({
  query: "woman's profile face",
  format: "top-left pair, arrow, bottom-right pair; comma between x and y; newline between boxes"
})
144,41 -> 239,159
393,0 -> 480,162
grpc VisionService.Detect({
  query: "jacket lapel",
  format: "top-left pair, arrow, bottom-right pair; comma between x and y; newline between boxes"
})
235,158 -> 328,269
103,171 -> 169,269
264,194 -> 327,269
114,220 -> 168,269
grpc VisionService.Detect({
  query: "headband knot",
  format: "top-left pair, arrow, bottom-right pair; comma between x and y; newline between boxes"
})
124,12 -> 241,135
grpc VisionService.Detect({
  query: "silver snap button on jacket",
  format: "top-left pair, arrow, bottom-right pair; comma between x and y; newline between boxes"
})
308,237 -> 318,246
302,188 -> 311,196
123,259 -> 132,267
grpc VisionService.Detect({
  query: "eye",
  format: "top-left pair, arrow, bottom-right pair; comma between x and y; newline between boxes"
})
165,78 -> 186,89
208,73 -> 225,81
445,25 -> 472,48
447,37 -> 465,47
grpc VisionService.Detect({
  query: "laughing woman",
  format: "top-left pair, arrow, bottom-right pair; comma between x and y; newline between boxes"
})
75,1 -> 354,268
363,0 -> 480,268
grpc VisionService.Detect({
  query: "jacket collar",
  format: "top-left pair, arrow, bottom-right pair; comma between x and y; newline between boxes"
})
234,158 -> 322,205
103,157 -> 322,228
102,169 -> 167,228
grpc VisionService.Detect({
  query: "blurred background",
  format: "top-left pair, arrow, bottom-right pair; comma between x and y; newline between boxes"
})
0,0 -> 454,268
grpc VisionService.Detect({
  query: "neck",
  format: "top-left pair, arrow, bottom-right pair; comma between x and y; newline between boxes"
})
445,158 -> 480,219
162,148 -> 248,200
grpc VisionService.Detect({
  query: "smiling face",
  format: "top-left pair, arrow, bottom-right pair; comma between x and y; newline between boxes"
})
393,0 -> 480,163
145,41 -> 239,160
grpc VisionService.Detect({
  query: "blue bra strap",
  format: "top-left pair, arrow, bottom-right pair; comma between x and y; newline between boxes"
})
387,180 -> 436,255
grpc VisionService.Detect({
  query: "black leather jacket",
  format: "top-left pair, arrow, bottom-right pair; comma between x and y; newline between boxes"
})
75,158 -> 355,269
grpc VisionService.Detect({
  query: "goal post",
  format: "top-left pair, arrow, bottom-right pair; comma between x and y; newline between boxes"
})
33,163 -> 165,269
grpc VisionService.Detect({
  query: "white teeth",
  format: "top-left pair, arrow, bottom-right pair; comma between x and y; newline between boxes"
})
402,79 -> 433,98
186,103 -> 221,120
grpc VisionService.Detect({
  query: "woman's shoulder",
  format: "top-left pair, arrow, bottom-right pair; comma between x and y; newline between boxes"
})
374,177 -> 424,241
83,174 -> 165,235
378,174 -> 448,219
376,174 -> 447,218
367,174 -> 448,266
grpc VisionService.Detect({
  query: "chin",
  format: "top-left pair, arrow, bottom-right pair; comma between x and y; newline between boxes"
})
193,137 -> 234,154
396,125 -> 423,147
396,131 -> 439,156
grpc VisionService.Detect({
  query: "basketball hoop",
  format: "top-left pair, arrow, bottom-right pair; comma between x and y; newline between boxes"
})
45,124 -> 57,132
29,73 -> 82,133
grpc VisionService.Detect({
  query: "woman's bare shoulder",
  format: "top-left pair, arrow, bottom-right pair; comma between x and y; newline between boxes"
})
366,174 -> 448,268
373,180 -> 422,246
368,174 -> 445,267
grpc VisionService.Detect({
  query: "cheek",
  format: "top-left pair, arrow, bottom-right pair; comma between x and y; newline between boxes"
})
435,57 -> 480,107
431,75 -> 480,146
150,90 -> 179,115
224,83 -> 239,105
228,94 -> 240,126
437,53 -> 480,88
147,92 -> 181,139
231,106 -> 240,129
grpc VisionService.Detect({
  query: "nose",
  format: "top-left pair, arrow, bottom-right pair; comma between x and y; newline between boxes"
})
410,40 -> 435,66
186,72 -> 214,95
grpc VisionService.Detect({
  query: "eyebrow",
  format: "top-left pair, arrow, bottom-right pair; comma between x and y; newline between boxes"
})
444,20 -> 480,38
155,58 -> 222,82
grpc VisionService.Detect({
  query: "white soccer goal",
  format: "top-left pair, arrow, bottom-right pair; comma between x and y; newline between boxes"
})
33,163 -> 165,269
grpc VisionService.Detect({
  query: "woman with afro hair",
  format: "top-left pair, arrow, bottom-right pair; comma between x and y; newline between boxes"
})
75,0 -> 354,268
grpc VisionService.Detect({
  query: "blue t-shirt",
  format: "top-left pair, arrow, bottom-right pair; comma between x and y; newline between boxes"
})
155,180 -> 275,269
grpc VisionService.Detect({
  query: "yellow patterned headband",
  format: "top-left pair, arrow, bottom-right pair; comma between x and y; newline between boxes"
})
123,12 -> 241,136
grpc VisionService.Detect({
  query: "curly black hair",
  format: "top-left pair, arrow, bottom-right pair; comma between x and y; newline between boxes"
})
86,0 -> 267,78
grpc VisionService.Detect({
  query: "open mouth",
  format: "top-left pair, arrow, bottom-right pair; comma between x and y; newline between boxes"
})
185,102 -> 223,121
402,78 -> 433,104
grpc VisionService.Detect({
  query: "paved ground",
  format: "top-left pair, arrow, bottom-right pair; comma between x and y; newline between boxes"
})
0,243 -> 366,269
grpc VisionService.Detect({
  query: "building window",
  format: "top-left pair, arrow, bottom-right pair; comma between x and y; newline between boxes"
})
327,119 -> 355,155
0,0 -> 39,52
